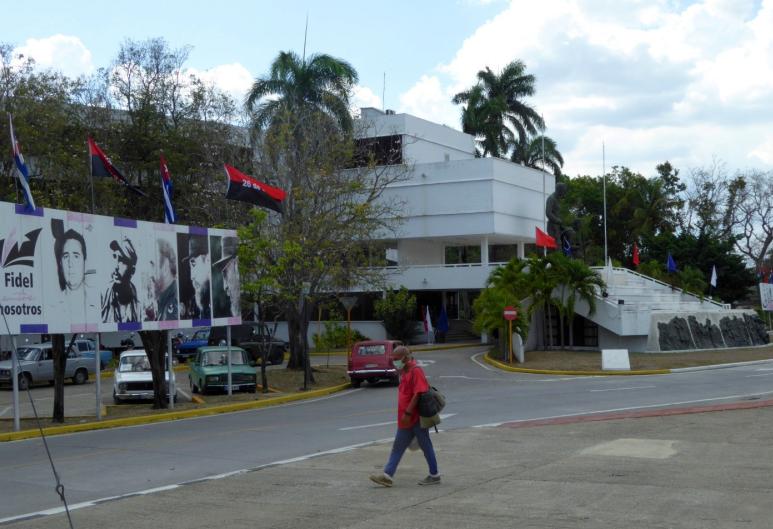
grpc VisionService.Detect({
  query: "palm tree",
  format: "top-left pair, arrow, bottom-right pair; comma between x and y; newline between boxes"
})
452,60 -> 544,157
511,135 -> 564,176
245,50 -> 358,133
552,254 -> 605,347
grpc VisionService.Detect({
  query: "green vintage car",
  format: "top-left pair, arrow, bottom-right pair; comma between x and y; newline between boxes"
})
188,346 -> 257,394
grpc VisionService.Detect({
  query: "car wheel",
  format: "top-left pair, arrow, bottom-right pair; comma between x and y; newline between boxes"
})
72,369 -> 88,385
201,383 -> 208,395
189,376 -> 198,393
18,373 -> 31,391
351,378 -> 362,388
112,390 -> 120,404
391,376 -> 400,387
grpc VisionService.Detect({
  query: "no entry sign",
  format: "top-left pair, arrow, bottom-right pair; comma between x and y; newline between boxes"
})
503,306 -> 517,320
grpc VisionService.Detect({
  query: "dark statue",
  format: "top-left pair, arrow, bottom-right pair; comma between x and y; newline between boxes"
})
545,182 -> 581,257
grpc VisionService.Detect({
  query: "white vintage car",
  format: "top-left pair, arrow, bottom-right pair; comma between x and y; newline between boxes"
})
112,350 -> 176,403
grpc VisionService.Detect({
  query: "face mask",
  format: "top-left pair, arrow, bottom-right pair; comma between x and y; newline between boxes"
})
393,358 -> 405,370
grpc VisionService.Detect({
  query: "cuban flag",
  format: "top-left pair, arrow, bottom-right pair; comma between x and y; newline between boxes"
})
159,153 -> 177,224
9,114 -> 36,211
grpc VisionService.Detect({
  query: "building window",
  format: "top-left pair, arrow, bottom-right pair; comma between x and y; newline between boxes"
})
488,244 -> 518,263
350,135 -> 402,167
445,245 -> 481,265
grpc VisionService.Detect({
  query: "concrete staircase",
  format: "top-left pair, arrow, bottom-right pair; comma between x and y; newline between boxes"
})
573,267 -> 730,340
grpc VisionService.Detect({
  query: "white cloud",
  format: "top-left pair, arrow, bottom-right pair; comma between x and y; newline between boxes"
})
396,0 -> 773,176
351,85 -> 382,112
398,75 -> 458,127
14,35 -> 93,77
187,63 -> 254,105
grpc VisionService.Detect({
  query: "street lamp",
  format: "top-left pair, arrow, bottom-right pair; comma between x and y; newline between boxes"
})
339,295 -> 358,360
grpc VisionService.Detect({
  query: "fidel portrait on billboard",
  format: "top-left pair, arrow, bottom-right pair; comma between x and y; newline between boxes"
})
50,218 -> 99,325
177,233 -> 210,320
101,236 -> 141,323
211,236 -> 240,318
141,237 -> 178,321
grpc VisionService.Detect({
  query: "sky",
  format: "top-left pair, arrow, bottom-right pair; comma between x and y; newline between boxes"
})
4,0 -> 773,178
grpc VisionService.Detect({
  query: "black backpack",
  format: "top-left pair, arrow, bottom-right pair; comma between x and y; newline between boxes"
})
418,386 -> 446,418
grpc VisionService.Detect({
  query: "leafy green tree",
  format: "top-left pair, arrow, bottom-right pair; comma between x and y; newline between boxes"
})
452,60 -> 543,158
238,107 -> 407,386
245,50 -> 358,134
374,287 -> 418,342
473,258 -> 531,349
510,134 -> 563,176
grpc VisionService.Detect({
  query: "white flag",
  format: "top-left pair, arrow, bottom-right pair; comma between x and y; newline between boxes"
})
710,265 -> 717,288
423,306 -> 433,343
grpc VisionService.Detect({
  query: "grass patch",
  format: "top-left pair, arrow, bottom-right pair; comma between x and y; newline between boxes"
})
494,345 -> 773,371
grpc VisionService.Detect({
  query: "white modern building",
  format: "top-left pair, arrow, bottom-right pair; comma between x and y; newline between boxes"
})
332,107 -> 555,343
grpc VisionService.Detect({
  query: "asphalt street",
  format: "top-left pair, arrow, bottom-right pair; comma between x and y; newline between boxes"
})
1,345 -> 772,523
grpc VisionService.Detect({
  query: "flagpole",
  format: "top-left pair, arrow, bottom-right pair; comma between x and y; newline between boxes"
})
542,116 -> 547,257
8,114 -> 21,205
602,141 -> 608,266
88,140 -> 95,214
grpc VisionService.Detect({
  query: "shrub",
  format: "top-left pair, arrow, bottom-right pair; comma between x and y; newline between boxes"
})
313,321 -> 369,350
374,287 -> 418,342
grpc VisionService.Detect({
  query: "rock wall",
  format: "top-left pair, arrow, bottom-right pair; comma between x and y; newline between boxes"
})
646,310 -> 769,352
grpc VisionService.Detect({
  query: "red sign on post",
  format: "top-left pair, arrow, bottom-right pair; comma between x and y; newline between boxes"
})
503,306 -> 518,320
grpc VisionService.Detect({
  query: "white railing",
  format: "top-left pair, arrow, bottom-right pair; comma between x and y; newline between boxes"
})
590,266 -> 730,309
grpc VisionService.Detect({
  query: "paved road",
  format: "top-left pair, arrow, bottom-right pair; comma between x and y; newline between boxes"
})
1,346 -> 772,522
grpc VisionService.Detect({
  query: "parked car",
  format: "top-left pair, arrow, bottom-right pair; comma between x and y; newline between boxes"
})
70,339 -> 113,369
175,328 -> 210,362
188,346 -> 257,394
208,323 -> 287,366
112,350 -> 176,404
347,340 -> 403,388
0,343 -> 96,390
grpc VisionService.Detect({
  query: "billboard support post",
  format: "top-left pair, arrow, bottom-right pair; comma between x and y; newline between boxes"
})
95,332 -> 101,420
167,330 -> 175,409
226,326 -> 232,397
11,342 -> 20,432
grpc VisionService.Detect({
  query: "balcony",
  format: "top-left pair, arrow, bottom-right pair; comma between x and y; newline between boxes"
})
380,262 -> 507,290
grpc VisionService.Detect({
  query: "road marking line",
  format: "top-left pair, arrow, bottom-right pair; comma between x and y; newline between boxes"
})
746,373 -> 773,377
471,390 -> 773,429
338,413 -> 456,431
471,352 -> 494,371
439,375 -> 508,381
590,385 -> 656,392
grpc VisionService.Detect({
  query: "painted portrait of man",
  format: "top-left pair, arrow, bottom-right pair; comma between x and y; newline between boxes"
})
212,236 -> 240,318
178,234 -> 210,320
101,237 -> 140,323
143,238 -> 178,321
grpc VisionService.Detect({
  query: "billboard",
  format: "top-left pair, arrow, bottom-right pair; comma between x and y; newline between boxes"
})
0,201 -> 241,335
760,283 -> 773,312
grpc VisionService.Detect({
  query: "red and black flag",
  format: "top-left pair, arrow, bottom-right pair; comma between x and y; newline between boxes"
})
88,137 -> 146,196
224,164 -> 285,214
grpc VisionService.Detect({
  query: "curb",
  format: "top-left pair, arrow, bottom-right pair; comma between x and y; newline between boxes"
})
671,358 -> 773,373
483,353 -> 671,376
502,398 -> 773,428
309,342 -> 483,356
0,382 -> 352,443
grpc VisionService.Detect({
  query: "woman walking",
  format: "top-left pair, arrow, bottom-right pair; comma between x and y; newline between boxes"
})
369,346 -> 440,487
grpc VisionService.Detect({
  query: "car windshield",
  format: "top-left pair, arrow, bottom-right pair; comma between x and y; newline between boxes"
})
193,329 -> 209,340
16,348 -> 41,361
119,355 -> 151,372
202,350 -> 246,366
357,344 -> 386,356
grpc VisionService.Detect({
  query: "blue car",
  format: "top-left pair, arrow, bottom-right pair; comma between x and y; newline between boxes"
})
175,328 -> 210,362
71,339 -> 113,370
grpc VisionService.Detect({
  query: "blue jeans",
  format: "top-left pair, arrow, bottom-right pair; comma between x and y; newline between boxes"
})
384,423 -> 438,477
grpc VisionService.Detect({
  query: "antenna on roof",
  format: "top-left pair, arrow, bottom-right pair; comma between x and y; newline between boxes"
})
302,13 -> 309,63
382,72 -> 386,111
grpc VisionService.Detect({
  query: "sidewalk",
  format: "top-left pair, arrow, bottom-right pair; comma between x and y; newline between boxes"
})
15,401 -> 773,528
